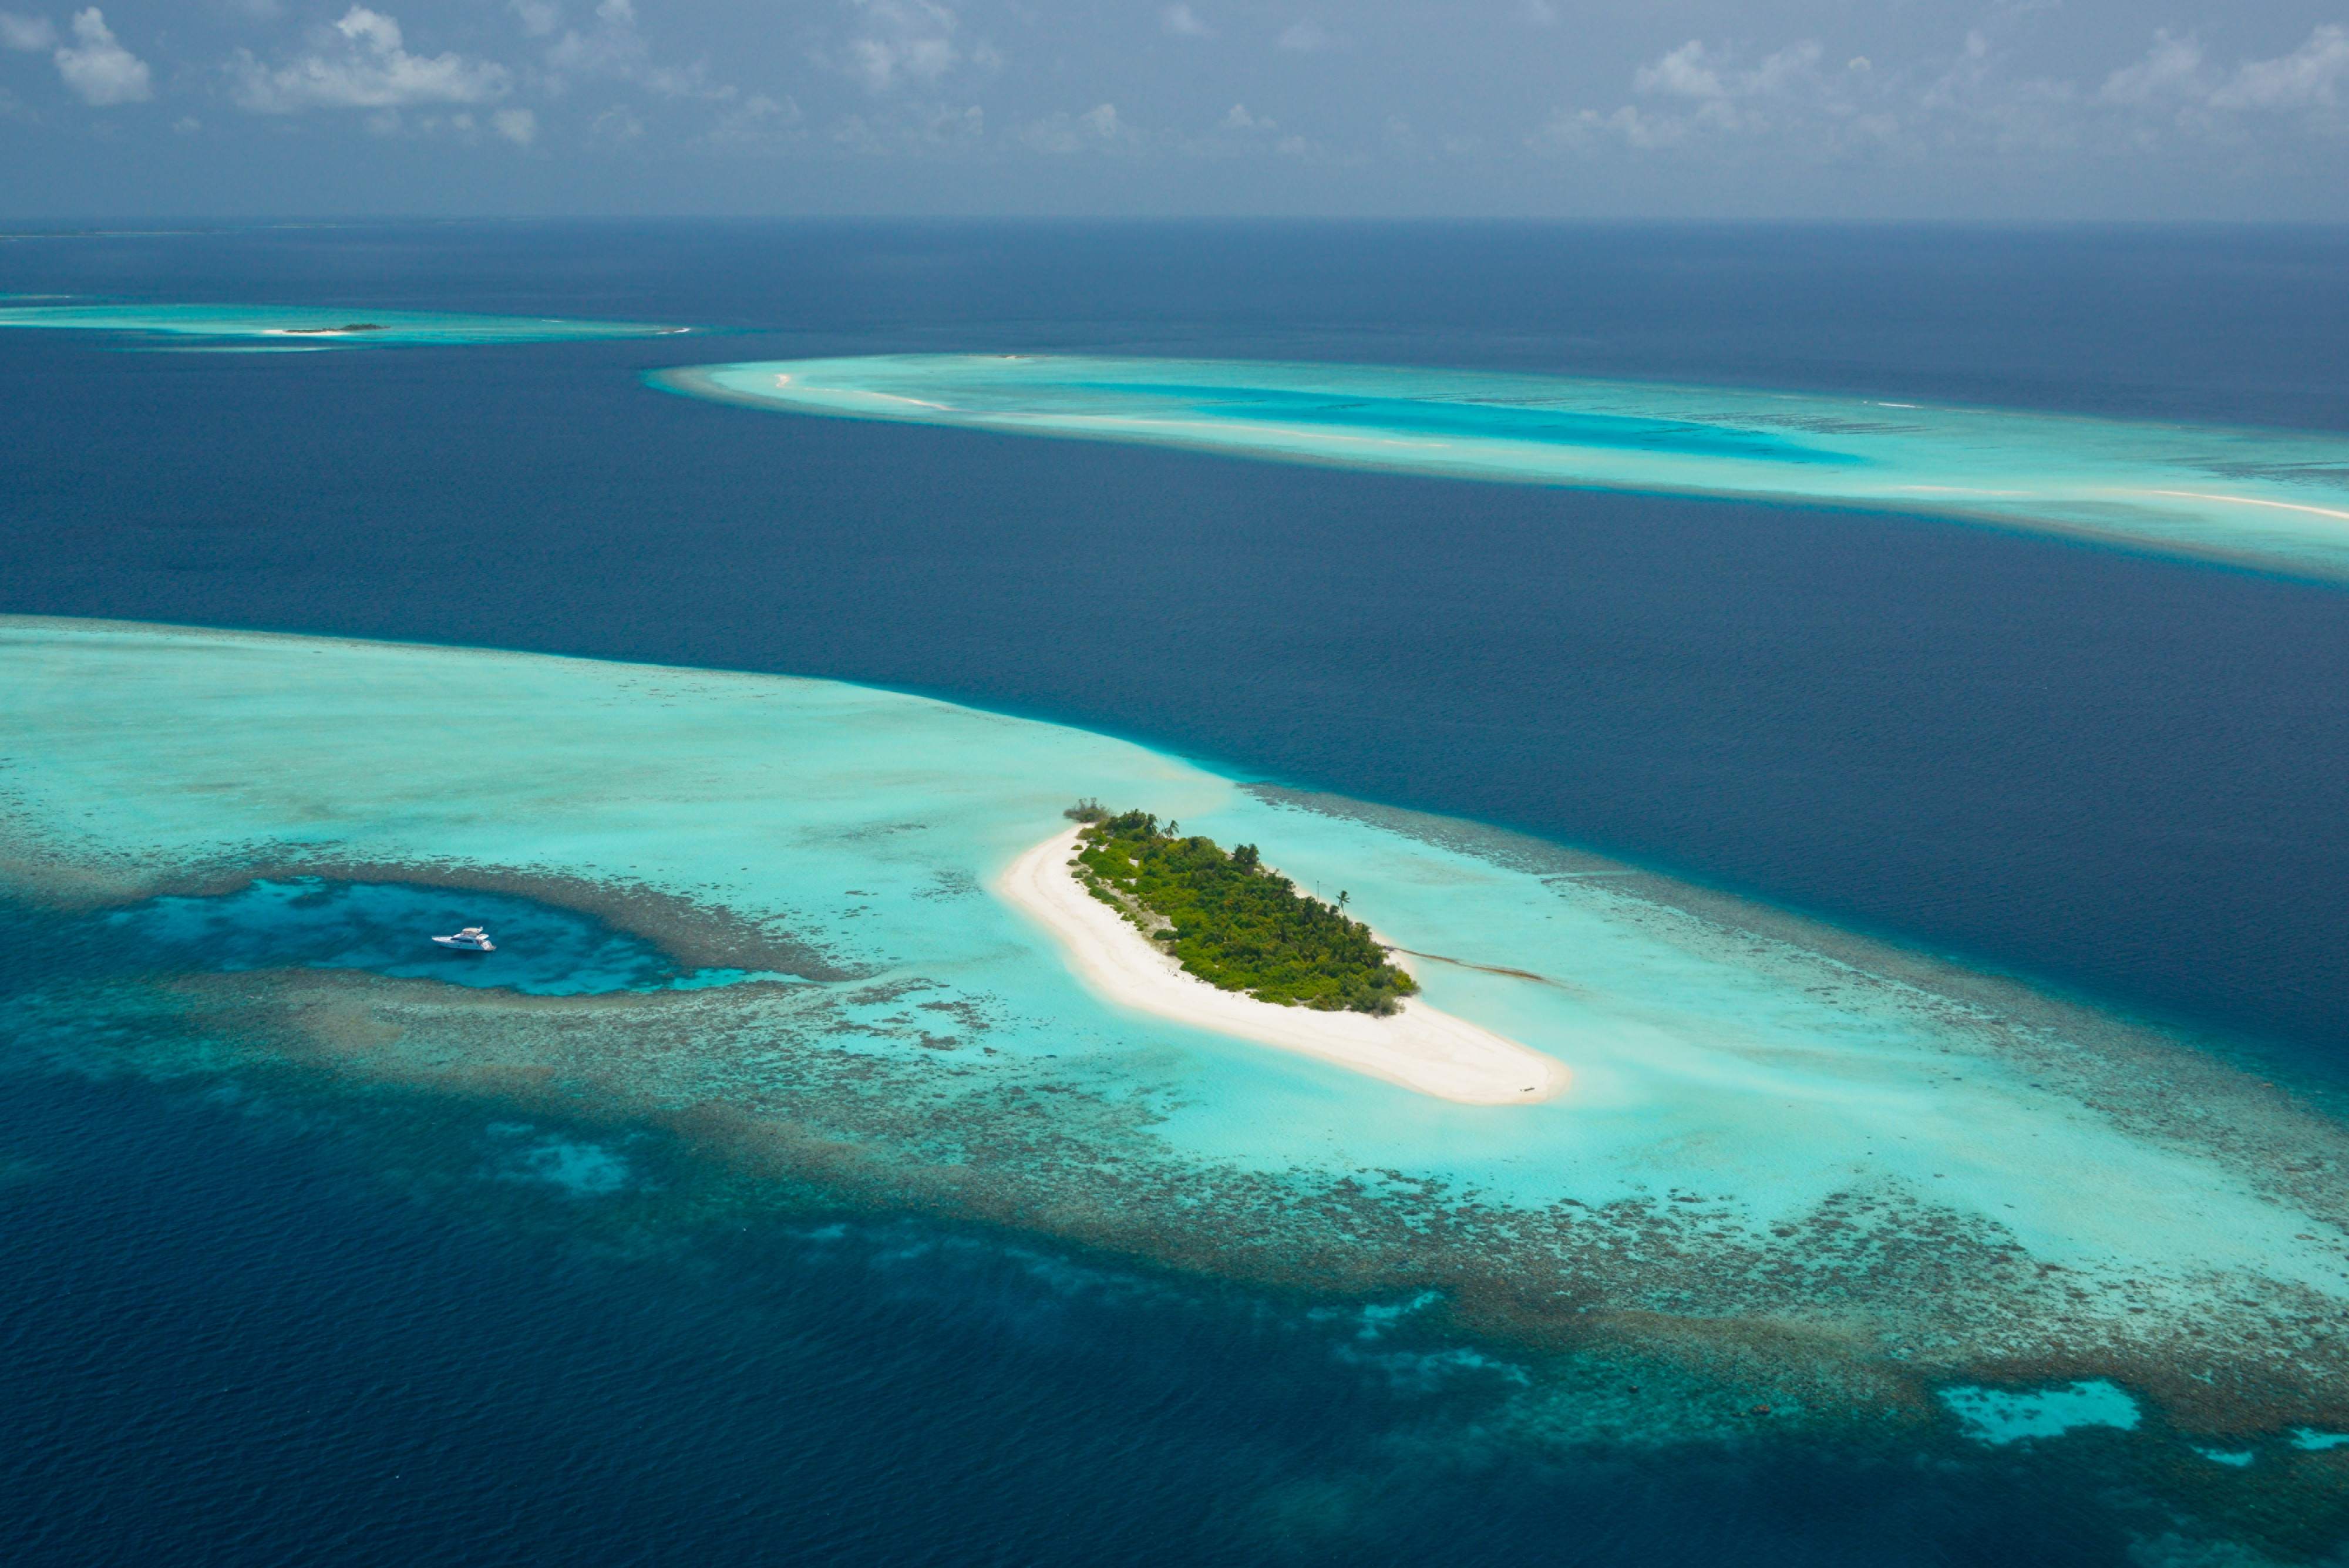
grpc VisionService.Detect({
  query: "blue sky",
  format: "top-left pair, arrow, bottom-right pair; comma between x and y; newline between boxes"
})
1,1 -> 2345,217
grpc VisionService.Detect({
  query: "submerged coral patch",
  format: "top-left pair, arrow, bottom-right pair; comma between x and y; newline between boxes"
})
1940,1380 -> 2143,1445
485,1123 -> 642,1197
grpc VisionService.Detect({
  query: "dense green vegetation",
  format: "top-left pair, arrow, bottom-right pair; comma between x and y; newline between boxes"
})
1066,805 -> 1419,1015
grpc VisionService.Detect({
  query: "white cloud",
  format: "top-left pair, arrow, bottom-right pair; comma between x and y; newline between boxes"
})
0,11 -> 55,51
1159,4 -> 1210,39
546,0 -> 641,82
836,0 -> 967,92
1544,37 -> 1825,144
338,6 -> 397,56
1634,41 -> 1721,99
590,100 -> 641,141
1532,102 -> 1678,152
274,101 -> 529,142
1519,0 -> 1555,25
1019,100 -> 1122,153
1536,22 -> 2349,168
1172,100 -> 1315,159
2100,30 -> 2203,106
231,7 -> 511,112
1635,38 -> 1822,109
1534,35 -> 1918,157
704,90 -> 801,147
511,0 -> 560,38
539,0 -> 739,103
53,8 -> 149,105
2210,25 -> 2349,113
1274,19 -> 1330,53
1555,29 -> 2085,157
1912,28 -> 2087,154
829,100 -> 982,152
171,112 -> 199,133
2087,24 -> 2349,132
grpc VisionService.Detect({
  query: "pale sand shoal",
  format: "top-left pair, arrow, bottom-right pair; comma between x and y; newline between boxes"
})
997,827 -> 1568,1105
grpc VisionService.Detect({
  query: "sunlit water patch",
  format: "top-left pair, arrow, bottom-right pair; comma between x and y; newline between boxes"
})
655,354 -> 2349,580
11,615 -> 2349,1554
0,298 -> 686,348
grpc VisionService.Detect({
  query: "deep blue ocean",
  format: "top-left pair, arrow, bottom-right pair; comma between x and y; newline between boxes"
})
6,221 -> 2349,1564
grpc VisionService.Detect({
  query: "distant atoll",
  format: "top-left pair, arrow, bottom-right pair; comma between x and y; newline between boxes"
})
0,301 -> 685,348
649,353 -> 2349,583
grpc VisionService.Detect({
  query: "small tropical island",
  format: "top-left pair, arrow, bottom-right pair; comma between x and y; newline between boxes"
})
997,805 -> 1567,1104
1066,802 -> 1419,1014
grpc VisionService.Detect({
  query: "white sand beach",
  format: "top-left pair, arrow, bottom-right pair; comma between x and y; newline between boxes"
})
998,827 -> 1567,1105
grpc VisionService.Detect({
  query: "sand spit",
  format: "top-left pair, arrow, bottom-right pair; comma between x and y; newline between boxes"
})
998,827 -> 1567,1105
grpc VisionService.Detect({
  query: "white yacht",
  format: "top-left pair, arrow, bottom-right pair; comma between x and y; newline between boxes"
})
433,926 -> 497,953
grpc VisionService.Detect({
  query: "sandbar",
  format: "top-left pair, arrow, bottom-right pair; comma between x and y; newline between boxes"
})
998,827 -> 1567,1104
654,354 -> 2349,583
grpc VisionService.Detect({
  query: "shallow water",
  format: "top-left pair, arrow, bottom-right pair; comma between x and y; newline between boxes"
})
1940,1381 -> 2143,1445
0,299 -> 681,347
9,616 -> 2349,1556
660,353 -> 2349,580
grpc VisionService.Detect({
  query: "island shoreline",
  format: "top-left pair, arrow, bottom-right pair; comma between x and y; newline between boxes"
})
997,826 -> 1567,1105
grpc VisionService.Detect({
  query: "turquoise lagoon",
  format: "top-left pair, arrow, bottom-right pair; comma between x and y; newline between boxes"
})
8,617 -> 2349,1462
0,299 -> 685,348
90,877 -> 772,996
657,354 -> 2349,580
